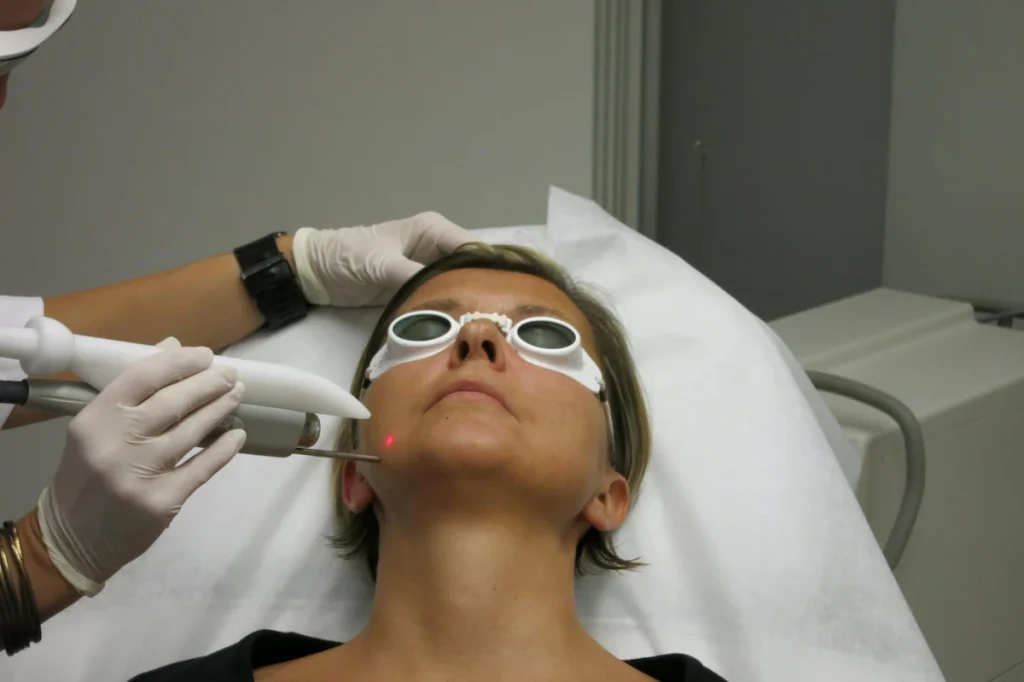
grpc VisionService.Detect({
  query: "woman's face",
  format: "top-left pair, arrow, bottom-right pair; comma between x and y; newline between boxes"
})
344,268 -> 628,529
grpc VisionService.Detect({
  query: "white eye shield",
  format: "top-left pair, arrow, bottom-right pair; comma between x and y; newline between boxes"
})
0,0 -> 77,77
364,310 -> 607,399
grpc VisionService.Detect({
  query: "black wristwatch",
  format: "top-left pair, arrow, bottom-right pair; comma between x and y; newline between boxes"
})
234,232 -> 309,330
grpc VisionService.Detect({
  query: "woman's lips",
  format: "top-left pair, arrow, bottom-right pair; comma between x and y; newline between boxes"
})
432,378 -> 511,413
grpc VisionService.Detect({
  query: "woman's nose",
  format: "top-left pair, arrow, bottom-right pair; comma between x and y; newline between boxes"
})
450,320 -> 508,369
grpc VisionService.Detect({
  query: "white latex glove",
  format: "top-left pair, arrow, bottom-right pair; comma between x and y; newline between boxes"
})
291,211 -> 473,307
36,339 -> 247,596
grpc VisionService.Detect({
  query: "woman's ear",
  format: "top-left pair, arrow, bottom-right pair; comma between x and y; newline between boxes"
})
341,461 -> 376,512
581,470 -> 630,532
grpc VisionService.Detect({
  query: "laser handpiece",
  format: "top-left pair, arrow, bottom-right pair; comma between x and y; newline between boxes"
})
0,316 -> 370,420
0,379 -> 379,464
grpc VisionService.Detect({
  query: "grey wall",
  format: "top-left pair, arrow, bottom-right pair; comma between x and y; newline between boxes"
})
884,0 -> 1024,307
0,0 -> 595,517
0,0 -> 594,298
656,1 -> 896,320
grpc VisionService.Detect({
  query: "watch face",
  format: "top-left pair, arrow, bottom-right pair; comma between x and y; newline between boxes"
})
243,255 -> 285,289
264,258 -> 294,286
237,235 -> 283,272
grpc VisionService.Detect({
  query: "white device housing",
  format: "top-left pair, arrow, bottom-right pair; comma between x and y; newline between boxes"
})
0,316 -> 369,420
773,288 -> 1024,682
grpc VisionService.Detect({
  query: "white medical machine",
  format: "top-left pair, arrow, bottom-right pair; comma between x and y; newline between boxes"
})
0,189 -> 946,682
774,289 -> 1024,682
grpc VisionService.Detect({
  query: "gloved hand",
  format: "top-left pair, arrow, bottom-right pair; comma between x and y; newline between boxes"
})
36,339 -> 247,596
291,212 -> 473,307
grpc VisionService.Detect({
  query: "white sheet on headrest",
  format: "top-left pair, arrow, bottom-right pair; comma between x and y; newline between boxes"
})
2,189 -> 942,682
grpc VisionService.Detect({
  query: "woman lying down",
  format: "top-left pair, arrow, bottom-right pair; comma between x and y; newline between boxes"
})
130,244 -> 728,682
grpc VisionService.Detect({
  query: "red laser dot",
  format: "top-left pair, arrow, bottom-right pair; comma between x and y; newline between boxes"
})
384,435 -> 395,448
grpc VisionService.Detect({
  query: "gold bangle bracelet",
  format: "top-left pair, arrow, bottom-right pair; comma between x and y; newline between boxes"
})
0,521 -> 41,656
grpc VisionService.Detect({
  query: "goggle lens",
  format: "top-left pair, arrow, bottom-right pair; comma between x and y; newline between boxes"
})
392,312 -> 453,342
515,319 -> 576,350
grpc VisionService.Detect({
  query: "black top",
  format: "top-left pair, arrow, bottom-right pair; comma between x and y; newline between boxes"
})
128,630 -> 728,682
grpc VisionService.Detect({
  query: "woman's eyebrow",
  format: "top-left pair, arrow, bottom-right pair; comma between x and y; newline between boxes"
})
511,304 -> 568,320
406,299 -> 567,320
407,298 -> 463,314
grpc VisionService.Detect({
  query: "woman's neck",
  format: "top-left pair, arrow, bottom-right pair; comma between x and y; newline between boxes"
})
338,514 -> 623,681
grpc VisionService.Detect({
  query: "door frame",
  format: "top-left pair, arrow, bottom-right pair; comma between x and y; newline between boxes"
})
591,0 -> 661,240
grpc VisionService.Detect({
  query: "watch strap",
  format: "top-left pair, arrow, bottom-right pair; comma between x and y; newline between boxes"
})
234,233 -> 309,330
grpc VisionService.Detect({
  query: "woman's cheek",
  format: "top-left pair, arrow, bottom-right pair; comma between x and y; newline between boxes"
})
361,373 -> 422,456
361,403 -> 405,457
529,381 -> 608,463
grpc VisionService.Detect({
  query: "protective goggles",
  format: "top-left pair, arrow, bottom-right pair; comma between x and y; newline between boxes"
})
365,311 -> 606,398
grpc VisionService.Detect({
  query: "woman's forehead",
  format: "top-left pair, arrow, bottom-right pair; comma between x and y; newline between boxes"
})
398,269 -> 596,343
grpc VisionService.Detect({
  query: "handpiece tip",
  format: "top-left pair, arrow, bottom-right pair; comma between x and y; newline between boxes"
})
292,446 -> 380,463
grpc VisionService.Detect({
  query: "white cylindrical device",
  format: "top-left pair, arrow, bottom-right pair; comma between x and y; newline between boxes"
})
0,317 -> 370,420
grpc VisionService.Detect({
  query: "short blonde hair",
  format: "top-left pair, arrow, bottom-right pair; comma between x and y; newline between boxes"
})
331,243 -> 651,578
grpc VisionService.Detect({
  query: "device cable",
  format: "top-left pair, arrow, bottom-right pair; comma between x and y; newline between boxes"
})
806,371 -> 925,570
